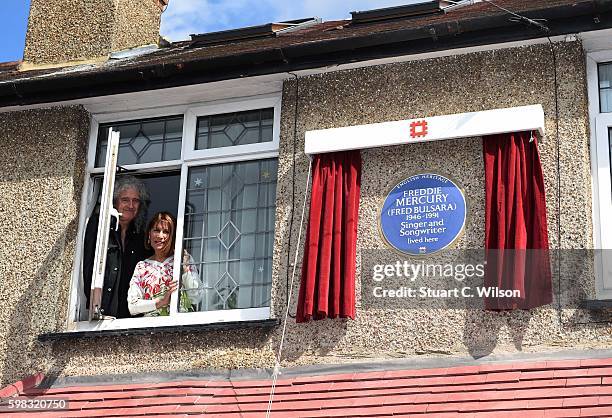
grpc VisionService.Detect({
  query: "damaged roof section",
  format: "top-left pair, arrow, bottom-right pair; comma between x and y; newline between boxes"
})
188,18 -> 322,47
351,0 -> 444,24
0,0 -> 611,107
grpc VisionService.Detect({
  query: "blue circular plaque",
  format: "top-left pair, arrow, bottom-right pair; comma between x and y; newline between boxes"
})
380,173 -> 466,255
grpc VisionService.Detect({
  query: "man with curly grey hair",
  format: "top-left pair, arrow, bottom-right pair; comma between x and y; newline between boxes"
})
83,175 -> 151,319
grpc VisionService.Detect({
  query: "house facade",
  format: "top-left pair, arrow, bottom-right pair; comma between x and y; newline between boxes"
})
1,0 -> 612,415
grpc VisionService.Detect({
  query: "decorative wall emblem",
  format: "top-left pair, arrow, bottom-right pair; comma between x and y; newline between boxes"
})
409,119 -> 428,139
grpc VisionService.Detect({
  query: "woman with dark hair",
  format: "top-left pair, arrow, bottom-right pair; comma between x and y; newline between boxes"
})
83,175 -> 151,319
127,212 -> 202,316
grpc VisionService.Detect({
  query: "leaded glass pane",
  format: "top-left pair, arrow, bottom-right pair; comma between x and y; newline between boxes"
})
195,108 -> 274,150
600,62 -> 612,113
181,159 -> 277,311
95,116 -> 183,167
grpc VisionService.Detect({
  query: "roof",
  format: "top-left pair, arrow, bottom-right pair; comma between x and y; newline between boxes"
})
0,0 -> 611,108
2,356 -> 612,417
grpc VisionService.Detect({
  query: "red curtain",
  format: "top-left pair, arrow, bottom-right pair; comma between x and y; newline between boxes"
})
483,131 -> 552,310
296,150 -> 361,322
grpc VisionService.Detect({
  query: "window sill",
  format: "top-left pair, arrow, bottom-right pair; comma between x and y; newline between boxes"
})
38,318 -> 279,342
579,299 -> 612,310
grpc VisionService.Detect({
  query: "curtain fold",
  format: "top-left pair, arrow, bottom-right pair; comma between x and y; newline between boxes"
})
483,131 -> 552,310
296,150 -> 361,323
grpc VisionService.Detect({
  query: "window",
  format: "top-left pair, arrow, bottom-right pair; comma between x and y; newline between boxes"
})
96,116 -> 183,166
183,160 -> 277,313
600,62 -> 612,113
588,53 -> 612,299
69,94 -> 281,331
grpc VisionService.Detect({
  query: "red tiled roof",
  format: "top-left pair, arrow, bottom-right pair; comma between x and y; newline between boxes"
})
1,358 -> 612,417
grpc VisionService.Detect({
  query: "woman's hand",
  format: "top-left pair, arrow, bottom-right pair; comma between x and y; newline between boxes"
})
155,280 -> 178,310
182,250 -> 191,266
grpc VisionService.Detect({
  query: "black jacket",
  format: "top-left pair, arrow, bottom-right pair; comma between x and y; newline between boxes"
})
82,216 -> 149,318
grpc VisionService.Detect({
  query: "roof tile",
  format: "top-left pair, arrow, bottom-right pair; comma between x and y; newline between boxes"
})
580,405 -> 612,416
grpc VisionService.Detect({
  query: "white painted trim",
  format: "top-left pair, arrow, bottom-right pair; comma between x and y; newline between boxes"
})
595,114 -> 612,250
582,29 -> 612,54
184,151 -> 279,166
89,160 -> 182,175
587,50 -> 612,64
171,163 -> 189,316
587,48 -> 612,299
183,94 -> 281,161
70,307 -> 270,332
86,117 -> 100,172
273,93 -> 282,153
595,114 -> 612,299
89,131 -> 120,319
588,54 -> 602,244
184,94 -> 281,119
305,104 -> 545,155
93,105 -> 188,124
186,141 -> 279,161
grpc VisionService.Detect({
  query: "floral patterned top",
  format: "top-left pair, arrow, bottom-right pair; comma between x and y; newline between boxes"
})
127,254 -> 202,317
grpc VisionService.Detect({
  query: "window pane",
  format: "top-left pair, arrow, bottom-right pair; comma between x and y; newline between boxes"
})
95,116 -> 183,167
141,172 -> 181,224
195,108 -> 274,150
181,159 -> 277,312
600,62 -> 612,113
88,172 -> 181,223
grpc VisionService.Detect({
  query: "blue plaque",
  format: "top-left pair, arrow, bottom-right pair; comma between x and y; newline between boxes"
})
380,173 -> 466,255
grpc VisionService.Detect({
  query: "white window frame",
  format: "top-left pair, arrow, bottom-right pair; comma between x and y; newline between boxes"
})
67,93 -> 281,332
588,50 -> 612,299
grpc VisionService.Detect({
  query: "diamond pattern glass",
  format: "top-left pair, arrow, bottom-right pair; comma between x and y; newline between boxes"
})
182,159 -> 277,311
195,108 -> 274,150
95,116 -> 183,167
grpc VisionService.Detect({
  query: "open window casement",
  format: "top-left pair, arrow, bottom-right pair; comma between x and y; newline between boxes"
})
89,130 -> 121,320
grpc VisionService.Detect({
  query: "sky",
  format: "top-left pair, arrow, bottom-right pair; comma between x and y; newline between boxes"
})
0,0 -> 424,63
161,0 -> 423,42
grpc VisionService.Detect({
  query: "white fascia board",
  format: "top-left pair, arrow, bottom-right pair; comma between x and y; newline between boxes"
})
305,104 -> 545,155
580,28 -> 612,53
2,27 -> 610,116
0,35 -> 581,116
0,72 -> 288,115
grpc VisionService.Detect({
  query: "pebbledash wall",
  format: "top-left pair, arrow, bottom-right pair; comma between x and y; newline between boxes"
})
0,39 -> 609,386
23,0 -> 164,65
0,107 -> 89,385
275,40 -> 603,365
